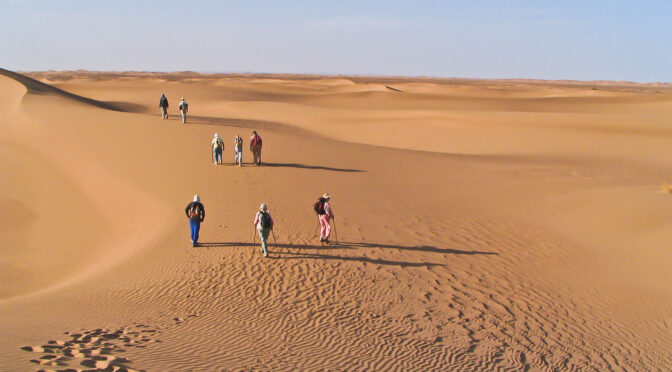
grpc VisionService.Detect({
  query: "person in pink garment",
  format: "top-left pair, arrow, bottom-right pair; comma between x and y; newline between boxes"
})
315,193 -> 334,244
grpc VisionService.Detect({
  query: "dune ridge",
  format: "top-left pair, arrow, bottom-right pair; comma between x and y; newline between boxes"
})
0,68 -> 145,113
1,69 -> 671,370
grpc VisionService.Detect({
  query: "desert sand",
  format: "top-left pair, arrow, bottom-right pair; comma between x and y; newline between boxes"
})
1,68 -> 672,370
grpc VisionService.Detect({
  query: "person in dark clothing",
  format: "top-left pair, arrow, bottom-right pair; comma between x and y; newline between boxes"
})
185,194 -> 205,246
159,93 -> 169,119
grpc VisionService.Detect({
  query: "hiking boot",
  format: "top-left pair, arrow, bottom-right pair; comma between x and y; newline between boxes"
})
264,251 -> 268,258
324,239 -> 329,245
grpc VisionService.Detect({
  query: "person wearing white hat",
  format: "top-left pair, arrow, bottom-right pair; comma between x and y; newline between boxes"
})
178,97 -> 188,123
315,193 -> 334,244
253,203 -> 274,257
211,133 -> 224,165
185,195 -> 205,247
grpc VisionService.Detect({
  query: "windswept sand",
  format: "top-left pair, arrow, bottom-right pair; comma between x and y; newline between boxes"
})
1,69 -> 672,370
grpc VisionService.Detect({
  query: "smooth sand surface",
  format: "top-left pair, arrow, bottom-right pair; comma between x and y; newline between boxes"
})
1,69 -> 672,370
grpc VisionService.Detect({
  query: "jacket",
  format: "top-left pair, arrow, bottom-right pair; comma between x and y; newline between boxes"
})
185,202 -> 205,222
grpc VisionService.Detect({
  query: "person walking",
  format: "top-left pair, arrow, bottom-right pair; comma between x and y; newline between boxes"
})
212,133 -> 224,165
159,93 -> 169,119
234,134 -> 243,166
249,130 -> 263,166
315,193 -> 334,244
185,195 -> 205,247
253,203 -> 274,257
178,97 -> 189,123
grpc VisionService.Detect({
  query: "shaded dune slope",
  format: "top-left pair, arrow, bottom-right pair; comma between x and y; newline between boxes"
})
0,68 -> 146,113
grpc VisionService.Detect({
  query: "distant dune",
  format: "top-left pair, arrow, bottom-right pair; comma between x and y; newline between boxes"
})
1,69 -> 671,370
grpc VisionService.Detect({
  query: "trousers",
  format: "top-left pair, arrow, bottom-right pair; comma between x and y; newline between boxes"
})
251,145 -> 262,165
258,228 -> 270,254
235,148 -> 242,165
213,147 -> 223,164
190,219 -> 201,244
319,214 -> 331,239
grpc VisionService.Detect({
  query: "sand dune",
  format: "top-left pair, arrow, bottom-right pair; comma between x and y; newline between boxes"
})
1,70 -> 672,370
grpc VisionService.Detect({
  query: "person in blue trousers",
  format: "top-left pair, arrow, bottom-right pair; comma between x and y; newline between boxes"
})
185,195 -> 205,247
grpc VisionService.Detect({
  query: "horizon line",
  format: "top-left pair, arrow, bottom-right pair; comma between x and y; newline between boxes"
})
13,69 -> 672,86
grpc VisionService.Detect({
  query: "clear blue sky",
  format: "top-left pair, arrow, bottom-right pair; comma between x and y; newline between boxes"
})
2,0 -> 671,82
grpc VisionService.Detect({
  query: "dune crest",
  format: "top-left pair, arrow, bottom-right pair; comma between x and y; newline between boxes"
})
0,68 -> 145,113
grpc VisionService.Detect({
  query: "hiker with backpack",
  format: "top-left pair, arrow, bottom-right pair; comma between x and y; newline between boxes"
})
314,193 -> 335,244
178,97 -> 189,123
185,195 -> 205,247
250,130 -> 263,166
159,93 -> 169,119
253,203 -> 274,257
211,133 -> 224,165
234,134 -> 243,166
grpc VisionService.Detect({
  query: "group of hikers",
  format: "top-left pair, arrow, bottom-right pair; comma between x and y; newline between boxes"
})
166,93 -> 333,257
159,93 -> 189,123
211,131 -> 263,166
160,94 -> 263,166
184,194 -> 336,258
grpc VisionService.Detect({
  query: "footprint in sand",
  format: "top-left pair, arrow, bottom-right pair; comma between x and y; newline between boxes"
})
21,324 -> 160,371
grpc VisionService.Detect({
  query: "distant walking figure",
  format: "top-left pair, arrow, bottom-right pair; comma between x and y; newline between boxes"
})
185,195 -> 205,247
234,134 -> 243,166
250,130 -> 263,166
159,93 -> 169,119
254,203 -> 274,257
212,133 -> 224,165
315,193 -> 334,244
178,97 -> 189,123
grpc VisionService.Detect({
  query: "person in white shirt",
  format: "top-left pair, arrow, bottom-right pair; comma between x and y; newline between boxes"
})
178,97 -> 188,123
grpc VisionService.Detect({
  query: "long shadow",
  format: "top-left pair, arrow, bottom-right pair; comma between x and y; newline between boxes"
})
196,241 -> 496,267
274,251 -> 444,267
261,162 -> 365,173
338,241 -> 498,255
197,242 -> 347,250
197,241 -> 496,255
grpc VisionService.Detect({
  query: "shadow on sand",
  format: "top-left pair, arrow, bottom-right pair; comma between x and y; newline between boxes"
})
196,241 -> 497,267
260,163 -> 365,172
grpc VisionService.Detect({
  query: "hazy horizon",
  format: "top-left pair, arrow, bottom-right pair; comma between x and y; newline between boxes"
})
3,0 -> 672,83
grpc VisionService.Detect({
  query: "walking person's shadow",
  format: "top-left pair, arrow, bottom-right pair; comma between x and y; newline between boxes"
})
196,241 -> 497,267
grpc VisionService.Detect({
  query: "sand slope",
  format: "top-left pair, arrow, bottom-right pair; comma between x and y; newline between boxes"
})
1,70 -> 672,370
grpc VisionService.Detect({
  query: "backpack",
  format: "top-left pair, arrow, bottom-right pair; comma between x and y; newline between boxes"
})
214,137 -> 223,149
259,211 -> 271,229
251,135 -> 262,146
189,204 -> 200,221
313,198 -> 326,215
160,97 -> 167,107
180,101 -> 188,110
